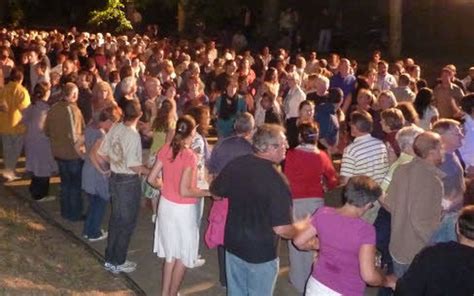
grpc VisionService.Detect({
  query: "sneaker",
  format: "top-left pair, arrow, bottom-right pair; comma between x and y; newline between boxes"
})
36,195 -> 56,202
3,171 -> 20,182
192,256 -> 206,268
151,214 -> 156,223
88,230 -> 108,242
105,260 -> 137,274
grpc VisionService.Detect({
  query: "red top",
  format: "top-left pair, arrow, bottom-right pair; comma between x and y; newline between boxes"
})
284,149 -> 338,199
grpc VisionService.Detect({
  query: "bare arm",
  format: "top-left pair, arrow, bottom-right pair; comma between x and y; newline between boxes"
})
341,93 -> 352,115
293,222 -> 319,251
147,158 -> 163,189
179,167 -> 210,198
359,244 -> 387,287
89,138 -> 110,175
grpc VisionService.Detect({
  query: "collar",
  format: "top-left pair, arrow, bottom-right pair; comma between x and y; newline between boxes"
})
353,134 -> 372,143
413,157 -> 446,179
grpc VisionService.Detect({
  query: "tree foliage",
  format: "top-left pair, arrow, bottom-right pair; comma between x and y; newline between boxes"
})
88,0 -> 132,32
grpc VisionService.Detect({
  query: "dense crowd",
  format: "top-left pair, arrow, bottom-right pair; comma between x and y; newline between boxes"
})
0,26 -> 473,296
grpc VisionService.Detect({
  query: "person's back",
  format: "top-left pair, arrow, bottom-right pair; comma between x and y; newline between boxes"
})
395,241 -> 474,295
313,206 -> 375,296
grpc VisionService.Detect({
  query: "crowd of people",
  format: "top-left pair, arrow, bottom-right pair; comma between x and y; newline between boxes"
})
0,26 -> 474,296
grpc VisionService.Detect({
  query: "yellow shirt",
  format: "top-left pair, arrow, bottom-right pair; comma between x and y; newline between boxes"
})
0,81 -> 31,134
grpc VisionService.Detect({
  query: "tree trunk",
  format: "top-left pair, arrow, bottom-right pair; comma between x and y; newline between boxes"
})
262,0 -> 279,41
389,0 -> 402,58
0,0 -> 8,24
177,0 -> 186,33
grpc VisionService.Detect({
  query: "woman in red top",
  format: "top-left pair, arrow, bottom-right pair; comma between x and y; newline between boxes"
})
283,122 -> 338,293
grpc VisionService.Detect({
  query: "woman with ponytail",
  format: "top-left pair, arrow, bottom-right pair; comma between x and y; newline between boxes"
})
147,115 -> 210,296
22,82 -> 58,201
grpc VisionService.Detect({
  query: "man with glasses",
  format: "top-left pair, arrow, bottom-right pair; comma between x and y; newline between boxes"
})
210,124 -> 299,295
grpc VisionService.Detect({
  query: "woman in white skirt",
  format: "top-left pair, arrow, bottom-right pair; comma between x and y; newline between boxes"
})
148,115 -> 210,296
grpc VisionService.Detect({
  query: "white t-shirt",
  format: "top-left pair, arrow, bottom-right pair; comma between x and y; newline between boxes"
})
98,122 -> 142,174
460,115 -> 474,167
418,105 -> 439,131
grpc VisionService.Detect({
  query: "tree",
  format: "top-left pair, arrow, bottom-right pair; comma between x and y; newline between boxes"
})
89,0 -> 133,32
389,0 -> 402,58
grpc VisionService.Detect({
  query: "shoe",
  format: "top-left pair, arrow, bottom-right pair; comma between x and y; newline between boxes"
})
151,214 -> 156,223
192,256 -> 206,268
105,260 -> 137,274
36,195 -> 56,202
3,171 -> 20,182
88,230 -> 108,242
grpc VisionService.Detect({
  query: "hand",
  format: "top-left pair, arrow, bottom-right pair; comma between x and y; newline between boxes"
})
384,274 -> 397,290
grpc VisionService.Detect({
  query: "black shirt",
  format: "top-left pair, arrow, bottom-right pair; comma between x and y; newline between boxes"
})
395,241 -> 474,296
210,154 -> 292,263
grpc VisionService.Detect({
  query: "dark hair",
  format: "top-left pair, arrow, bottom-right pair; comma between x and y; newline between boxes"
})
186,105 -> 210,136
98,105 -> 122,123
413,88 -> 433,119
32,82 -> 50,104
152,99 -> 174,132
350,111 -> 373,133
458,205 -> 474,240
264,67 -> 278,82
397,102 -> 419,125
327,87 -> 344,104
9,67 -> 24,82
344,176 -> 382,207
416,79 -> 428,90
119,65 -> 133,79
123,99 -> 142,122
170,115 -> 196,161
460,94 -> 474,115
298,122 -> 319,145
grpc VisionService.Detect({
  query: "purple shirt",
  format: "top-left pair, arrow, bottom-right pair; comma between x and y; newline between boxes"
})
311,206 -> 375,296
330,73 -> 356,99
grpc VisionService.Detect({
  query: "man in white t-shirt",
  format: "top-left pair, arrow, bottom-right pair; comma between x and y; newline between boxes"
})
99,99 -> 149,274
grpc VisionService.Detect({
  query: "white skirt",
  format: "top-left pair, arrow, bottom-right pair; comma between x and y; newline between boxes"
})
153,196 -> 200,268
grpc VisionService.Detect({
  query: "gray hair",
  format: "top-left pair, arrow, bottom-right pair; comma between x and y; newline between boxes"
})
121,76 -> 137,94
252,124 -> 285,153
234,112 -> 255,135
396,125 -> 424,152
344,176 -> 382,207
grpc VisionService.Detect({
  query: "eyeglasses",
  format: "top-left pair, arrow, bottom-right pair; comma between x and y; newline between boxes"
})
272,141 -> 289,149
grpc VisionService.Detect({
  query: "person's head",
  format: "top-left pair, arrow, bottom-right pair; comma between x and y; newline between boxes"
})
170,115 -> 196,161
264,67 -> 278,83
315,74 -> 330,95
377,90 -> 397,110
260,92 -> 275,110
62,59 -> 76,76
225,59 -> 237,76
456,205 -> 474,242
92,81 -> 114,103
441,67 -> 454,84
344,176 -> 382,210
298,100 -> 315,122
76,70 -> 93,89
396,102 -> 419,126
122,99 -> 142,122
121,76 -> 137,96
356,89 -> 375,111
145,77 -> 161,99
298,122 -> 319,145
162,80 -> 177,99
327,87 -> 344,107
381,108 -> 405,133
413,87 -> 433,119
63,82 -> 78,103
398,73 -> 411,87
395,125 -> 424,155
233,112 -> 255,137
377,60 -> 388,75
461,94 -> 474,117
432,119 -> 464,152
350,110 -> 373,136
338,58 -> 350,76
371,50 -> 381,62
9,67 -> 24,83
186,105 -> 210,136
32,81 -> 51,104
413,131 -> 444,165
252,124 -> 288,163
225,78 -> 238,97
98,105 -> 122,132
287,72 -> 301,88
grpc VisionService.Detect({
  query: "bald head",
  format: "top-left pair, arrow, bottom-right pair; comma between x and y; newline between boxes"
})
413,131 -> 442,159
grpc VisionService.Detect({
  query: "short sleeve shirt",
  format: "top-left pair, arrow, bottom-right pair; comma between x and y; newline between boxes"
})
98,122 -> 142,174
210,154 -> 292,263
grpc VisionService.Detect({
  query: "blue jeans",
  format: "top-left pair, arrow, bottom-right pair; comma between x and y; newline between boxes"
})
83,194 -> 108,238
105,173 -> 141,266
392,258 -> 410,278
430,212 -> 458,244
226,251 -> 279,296
56,158 -> 84,221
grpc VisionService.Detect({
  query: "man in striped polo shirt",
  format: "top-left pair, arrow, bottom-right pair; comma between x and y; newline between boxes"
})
340,111 -> 389,222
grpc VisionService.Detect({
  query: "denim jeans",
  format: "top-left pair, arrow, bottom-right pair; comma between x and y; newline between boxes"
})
392,258 -> 410,278
83,194 -> 108,238
430,212 -> 458,244
56,158 -> 83,221
105,173 -> 141,266
226,251 -> 279,296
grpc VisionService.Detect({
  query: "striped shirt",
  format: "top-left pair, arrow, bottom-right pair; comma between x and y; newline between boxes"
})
340,134 -> 389,184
